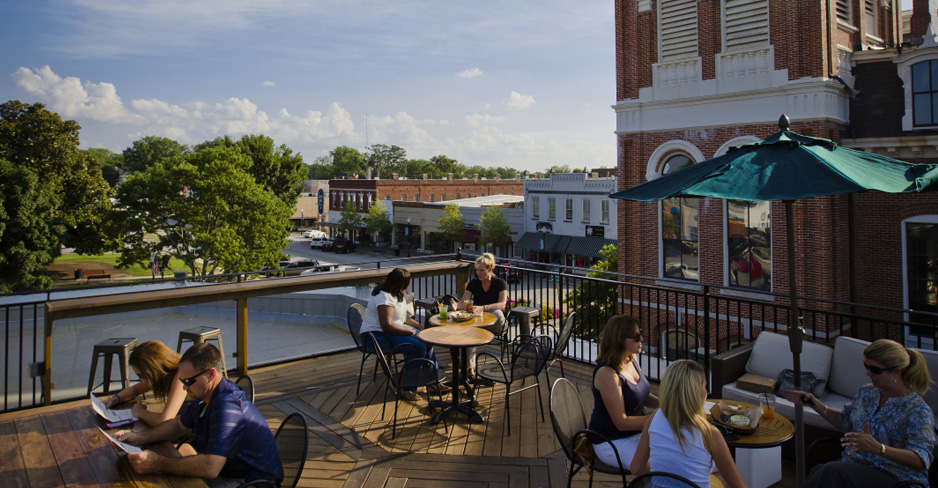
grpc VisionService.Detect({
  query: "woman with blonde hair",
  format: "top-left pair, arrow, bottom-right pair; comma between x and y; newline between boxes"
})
449,252 -> 508,381
100,340 -> 187,427
782,339 -> 935,487
631,360 -> 745,487
587,315 -> 659,468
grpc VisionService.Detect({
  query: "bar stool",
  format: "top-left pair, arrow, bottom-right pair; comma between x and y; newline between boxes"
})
508,306 -> 541,337
176,326 -> 227,377
87,338 -> 138,395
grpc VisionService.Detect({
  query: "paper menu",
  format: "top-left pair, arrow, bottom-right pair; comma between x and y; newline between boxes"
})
97,427 -> 142,454
90,393 -> 136,423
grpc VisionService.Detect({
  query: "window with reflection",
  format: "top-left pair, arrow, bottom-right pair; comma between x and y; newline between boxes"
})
727,200 -> 771,290
661,155 -> 699,281
907,222 -> 938,335
532,197 -> 540,219
548,198 -> 556,220
912,60 -> 938,126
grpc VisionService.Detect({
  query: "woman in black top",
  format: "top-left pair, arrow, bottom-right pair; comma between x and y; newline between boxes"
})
450,252 -> 508,378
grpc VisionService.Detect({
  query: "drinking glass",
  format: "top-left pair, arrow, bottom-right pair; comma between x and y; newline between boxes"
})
759,392 -> 776,420
439,304 -> 448,320
465,298 -> 474,315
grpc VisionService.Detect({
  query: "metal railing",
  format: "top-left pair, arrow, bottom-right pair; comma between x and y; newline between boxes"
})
2,252 -> 936,412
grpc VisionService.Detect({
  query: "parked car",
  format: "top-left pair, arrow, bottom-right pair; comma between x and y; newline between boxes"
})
497,262 -> 521,283
334,239 -> 357,254
303,230 -> 327,239
310,237 -> 332,250
279,259 -> 321,276
321,240 -> 335,251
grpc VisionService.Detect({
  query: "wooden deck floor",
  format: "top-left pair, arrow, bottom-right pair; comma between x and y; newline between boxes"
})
249,348 -> 799,487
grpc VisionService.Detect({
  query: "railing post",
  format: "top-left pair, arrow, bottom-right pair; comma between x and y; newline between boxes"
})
42,307 -> 53,406
703,285 -> 711,392
455,264 -> 471,297
236,297 -> 248,376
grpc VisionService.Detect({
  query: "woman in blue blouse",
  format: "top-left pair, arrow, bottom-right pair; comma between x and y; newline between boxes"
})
782,339 -> 935,487
588,315 -> 659,469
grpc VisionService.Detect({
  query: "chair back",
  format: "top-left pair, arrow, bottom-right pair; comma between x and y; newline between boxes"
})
275,413 -> 309,488
554,311 -> 577,357
234,374 -> 255,403
367,334 -> 396,387
347,303 -> 367,352
628,471 -> 702,488
549,377 -> 589,462
663,329 -> 699,360
510,336 -> 550,379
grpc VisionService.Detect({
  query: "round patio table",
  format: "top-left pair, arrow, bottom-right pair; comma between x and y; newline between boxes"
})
428,311 -> 498,328
709,399 -> 794,488
418,325 -> 494,424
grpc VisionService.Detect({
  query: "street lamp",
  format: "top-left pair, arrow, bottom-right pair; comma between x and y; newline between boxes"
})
406,218 -> 412,257
300,209 -> 304,229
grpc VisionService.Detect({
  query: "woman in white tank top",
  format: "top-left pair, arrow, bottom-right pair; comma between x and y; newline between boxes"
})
630,360 -> 747,488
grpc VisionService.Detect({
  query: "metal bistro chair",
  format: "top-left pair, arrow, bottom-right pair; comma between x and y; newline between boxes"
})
238,412 -> 310,488
544,311 -> 576,385
368,334 -> 448,438
628,471 -> 703,488
235,374 -> 255,403
347,303 -> 376,394
476,334 -> 550,436
549,377 -> 629,488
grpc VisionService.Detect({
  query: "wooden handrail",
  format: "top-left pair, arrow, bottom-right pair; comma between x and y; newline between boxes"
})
42,260 -> 473,405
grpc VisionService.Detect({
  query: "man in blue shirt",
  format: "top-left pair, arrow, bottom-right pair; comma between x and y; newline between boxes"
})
117,343 -> 284,487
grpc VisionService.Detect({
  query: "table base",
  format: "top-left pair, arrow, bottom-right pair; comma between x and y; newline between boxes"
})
736,446 -> 782,488
428,399 -> 485,424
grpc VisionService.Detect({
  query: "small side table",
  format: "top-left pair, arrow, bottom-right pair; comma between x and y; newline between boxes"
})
508,306 -> 540,336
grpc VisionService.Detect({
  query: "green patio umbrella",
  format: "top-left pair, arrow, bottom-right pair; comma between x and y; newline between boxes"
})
610,115 -> 938,485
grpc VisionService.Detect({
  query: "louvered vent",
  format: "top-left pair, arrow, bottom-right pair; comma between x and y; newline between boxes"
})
836,0 -> 851,23
725,0 -> 769,50
660,0 -> 698,60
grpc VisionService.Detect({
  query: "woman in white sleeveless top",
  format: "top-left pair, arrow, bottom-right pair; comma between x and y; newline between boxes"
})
631,360 -> 747,488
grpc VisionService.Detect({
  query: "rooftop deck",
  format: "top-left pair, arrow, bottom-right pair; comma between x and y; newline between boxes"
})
246,348 -> 799,487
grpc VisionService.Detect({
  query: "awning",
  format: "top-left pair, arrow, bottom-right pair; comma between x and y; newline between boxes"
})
558,236 -> 617,258
514,232 -> 565,252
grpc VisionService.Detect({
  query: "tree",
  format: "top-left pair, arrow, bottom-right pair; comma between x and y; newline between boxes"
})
338,201 -> 362,240
306,155 -> 335,180
85,148 -> 124,187
366,144 -> 407,179
331,146 -> 366,177
364,200 -> 393,243
115,144 -> 292,277
477,206 -> 512,253
436,203 -> 466,252
122,136 -> 188,173
564,243 -> 619,339
0,101 -> 115,292
197,135 -> 305,206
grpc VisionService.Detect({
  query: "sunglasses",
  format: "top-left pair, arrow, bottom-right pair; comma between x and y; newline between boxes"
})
630,332 -> 644,342
863,363 -> 893,375
179,368 -> 212,386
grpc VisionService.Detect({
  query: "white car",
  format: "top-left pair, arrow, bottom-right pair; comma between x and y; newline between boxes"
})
303,230 -> 327,239
309,237 -> 333,249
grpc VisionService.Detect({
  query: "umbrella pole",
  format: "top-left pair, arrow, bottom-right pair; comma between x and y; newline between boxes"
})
786,200 -> 806,485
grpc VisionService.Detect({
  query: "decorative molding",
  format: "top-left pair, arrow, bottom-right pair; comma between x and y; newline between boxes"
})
653,57 -> 702,87
645,140 -> 706,181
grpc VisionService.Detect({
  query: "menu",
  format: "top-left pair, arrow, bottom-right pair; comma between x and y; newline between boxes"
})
90,393 -> 136,423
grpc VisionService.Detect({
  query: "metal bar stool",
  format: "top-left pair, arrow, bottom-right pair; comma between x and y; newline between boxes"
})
87,338 -> 138,395
176,326 -> 227,377
508,305 -> 541,337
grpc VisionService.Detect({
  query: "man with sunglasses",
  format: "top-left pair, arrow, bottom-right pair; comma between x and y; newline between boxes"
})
116,343 -> 283,487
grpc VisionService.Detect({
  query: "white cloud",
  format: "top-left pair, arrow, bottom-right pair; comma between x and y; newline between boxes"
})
263,80 -> 276,87
458,68 -> 482,79
12,66 -> 139,123
464,113 -> 504,128
505,91 -> 535,109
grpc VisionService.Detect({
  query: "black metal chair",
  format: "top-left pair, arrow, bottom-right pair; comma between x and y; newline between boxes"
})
549,377 -> 629,488
238,412 -> 309,488
544,311 -> 576,384
235,374 -> 255,403
347,303 -> 374,394
476,335 -> 550,436
367,334 -> 448,438
628,471 -> 702,488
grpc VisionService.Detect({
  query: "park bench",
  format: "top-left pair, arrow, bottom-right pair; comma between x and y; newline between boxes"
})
82,269 -> 111,281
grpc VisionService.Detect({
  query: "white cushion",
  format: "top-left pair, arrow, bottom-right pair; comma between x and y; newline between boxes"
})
828,336 -> 871,398
745,331 -> 833,395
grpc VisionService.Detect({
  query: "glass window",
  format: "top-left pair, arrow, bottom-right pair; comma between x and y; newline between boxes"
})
441,194 -> 446,201
401,194 -> 406,201
602,199 -> 610,223
455,193 -> 461,199
727,200 -> 772,291
414,194 -> 419,202
661,155 -> 699,281
565,198 -> 573,221
583,199 -> 591,222
548,198 -> 556,220
907,222 -> 938,335
429,194 -> 435,202
532,197 -> 540,219
385,194 -> 390,200
912,60 -> 938,127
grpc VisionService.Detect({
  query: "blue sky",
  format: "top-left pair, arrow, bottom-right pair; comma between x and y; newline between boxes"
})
0,1 -> 616,173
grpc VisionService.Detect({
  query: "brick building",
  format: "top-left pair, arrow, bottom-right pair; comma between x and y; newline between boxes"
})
614,0 -> 938,336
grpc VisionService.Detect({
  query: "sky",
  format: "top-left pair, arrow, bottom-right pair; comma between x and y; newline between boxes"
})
0,1 -> 617,174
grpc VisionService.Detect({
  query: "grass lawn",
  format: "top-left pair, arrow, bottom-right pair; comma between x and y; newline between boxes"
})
55,253 -> 188,277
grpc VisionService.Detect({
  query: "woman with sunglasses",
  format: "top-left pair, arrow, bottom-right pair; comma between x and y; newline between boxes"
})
782,339 -> 934,487
100,340 -> 187,427
588,315 -> 659,469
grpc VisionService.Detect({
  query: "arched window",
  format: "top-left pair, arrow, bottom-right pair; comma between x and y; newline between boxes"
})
661,155 -> 699,281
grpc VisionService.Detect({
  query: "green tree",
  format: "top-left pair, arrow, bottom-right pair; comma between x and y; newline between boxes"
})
0,101 -> 115,292
338,201 -> 363,240
122,135 -> 188,173
196,134 -> 305,205
85,148 -> 124,187
307,155 -> 336,180
331,146 -> 366,177
477,206 -> 512,253
364,200 -> 393,243
564,243 -> 619,339
115,144 -> 291,277
366,144 -> 407,179
436,203 -> 465,252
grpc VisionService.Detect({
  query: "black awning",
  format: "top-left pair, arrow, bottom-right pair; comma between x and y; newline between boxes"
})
561,236 -> 617,258
515,232 -> 564,252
